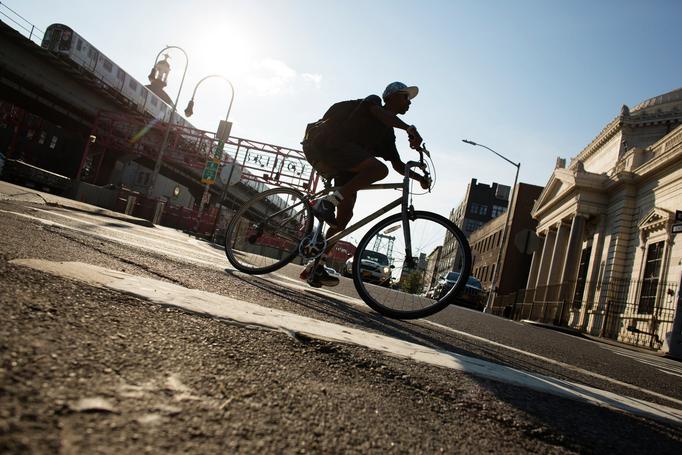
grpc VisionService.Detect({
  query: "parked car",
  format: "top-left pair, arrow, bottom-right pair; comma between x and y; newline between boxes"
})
432,272 -> 486,310
344,250 -> 393,286
324,265 -> 341,278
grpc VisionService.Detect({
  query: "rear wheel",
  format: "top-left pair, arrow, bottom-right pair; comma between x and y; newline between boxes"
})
352,211 -> 471,319
224,187 -> 313,274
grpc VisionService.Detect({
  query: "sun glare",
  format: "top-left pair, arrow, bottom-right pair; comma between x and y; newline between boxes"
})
188,24 -> 262,78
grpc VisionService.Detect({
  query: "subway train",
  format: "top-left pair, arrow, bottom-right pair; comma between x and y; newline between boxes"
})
41,23 -> 189,127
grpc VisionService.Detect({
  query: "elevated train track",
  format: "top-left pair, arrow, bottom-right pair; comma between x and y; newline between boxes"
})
0,17 -> 317,227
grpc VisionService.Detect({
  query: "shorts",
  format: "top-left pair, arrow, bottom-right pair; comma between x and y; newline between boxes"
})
303,141 -> 371,185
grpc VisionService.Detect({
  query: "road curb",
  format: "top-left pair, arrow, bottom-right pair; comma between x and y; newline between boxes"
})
0,180 -> 154,228
519,319 -> 586,337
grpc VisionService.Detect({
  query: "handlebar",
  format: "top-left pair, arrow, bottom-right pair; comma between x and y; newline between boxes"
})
404,144 -> 433,192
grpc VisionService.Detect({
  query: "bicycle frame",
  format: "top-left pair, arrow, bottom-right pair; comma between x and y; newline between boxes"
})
318,158 -> 426,266
248,155 -> 428,265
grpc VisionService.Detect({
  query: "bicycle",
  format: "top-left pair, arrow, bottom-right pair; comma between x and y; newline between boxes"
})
223,146 -> 472,319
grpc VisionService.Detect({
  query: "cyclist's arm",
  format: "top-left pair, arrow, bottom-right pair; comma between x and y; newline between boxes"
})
368,102 -> 423,149
369,104 -> 411,130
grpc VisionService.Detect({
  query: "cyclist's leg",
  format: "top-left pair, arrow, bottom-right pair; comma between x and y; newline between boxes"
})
324,193 -> 354,241
311,158 -> 386,286
337,156 -> 388,201
326,157 -> 387,235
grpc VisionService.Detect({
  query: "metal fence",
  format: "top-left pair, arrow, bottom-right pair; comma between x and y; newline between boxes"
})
494,278 -> 678,351
0,2 -> 44,45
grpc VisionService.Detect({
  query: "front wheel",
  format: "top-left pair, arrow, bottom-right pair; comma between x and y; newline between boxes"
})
352,211 -> 472,319
224,187 -> 313,274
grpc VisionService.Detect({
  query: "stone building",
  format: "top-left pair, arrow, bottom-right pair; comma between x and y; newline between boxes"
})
423,246 -> 442,293
526,87 -> 682,355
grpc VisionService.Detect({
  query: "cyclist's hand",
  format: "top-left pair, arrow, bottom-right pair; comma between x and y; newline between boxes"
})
407,125 -> 423,150
418,174 -> 430,190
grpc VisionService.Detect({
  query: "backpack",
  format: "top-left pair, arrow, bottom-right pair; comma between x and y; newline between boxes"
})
302,99 -> 363,147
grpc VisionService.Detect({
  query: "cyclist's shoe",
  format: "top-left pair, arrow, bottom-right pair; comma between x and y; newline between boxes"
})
299,261 -> 315,281
300,263 -> 340,288
311,199 -> 337,227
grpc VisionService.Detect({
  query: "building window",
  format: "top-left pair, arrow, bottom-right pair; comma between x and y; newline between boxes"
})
470,202 -> 488,216
492,205 -> 507,218
103,60 -> 113,72
572,247 -> 592,308
136,171 -> 150,186
464,219 -> 483,233
638,241 -> 664,314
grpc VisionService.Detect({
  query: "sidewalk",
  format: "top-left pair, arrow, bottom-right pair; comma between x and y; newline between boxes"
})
0,180 -> 154,227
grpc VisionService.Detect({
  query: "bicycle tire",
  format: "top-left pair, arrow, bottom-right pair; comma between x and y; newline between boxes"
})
352,211 -> 472,319
224,187 -> 313,274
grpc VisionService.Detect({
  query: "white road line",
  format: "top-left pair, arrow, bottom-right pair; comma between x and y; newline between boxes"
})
0,210 -> 226,270
420,319 -> 682,408
660,369 -> 682,378
9,258 -> 682,426
6,207 -> 682,409
29,207 -> 222,260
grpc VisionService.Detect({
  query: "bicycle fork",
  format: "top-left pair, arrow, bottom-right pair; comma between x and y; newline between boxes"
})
401,207 -> 417,270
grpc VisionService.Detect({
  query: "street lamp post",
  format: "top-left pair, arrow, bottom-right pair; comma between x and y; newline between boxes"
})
462,139 -> 521,313
147,46 -> 189,198
183,75 -> 235,236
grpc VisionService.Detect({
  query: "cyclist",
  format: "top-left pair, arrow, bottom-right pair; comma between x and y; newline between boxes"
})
300,81 -> 430,287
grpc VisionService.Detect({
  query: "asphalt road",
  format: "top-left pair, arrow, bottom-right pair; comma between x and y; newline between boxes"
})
1,185 -> 680,454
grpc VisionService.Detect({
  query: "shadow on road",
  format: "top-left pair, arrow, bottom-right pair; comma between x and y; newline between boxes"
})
222,268 -> 682,452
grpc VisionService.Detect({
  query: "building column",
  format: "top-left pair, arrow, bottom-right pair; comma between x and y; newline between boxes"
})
584,215 -> 606,311
534,228 -> 556,292
546,221 -> 570,301
526,235 -> 545,289
560,215 -> 587,294
558,215 -> 586,323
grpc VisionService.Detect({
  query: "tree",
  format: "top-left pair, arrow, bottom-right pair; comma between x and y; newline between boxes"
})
401,271 -> 424,294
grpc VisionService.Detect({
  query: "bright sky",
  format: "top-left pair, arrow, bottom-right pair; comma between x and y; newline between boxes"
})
8,0 -> 682,241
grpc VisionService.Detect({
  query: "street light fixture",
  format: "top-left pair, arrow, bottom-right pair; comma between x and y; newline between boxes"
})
183,74 -> 235,131
147,46 -> 189,198
461,139 -> 521,313
183,75 -> 236,238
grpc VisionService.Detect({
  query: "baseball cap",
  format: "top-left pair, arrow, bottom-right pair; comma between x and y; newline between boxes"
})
382,82 -> 419,101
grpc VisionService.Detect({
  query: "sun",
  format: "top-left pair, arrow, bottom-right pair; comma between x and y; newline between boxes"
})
187,24 -> 263,79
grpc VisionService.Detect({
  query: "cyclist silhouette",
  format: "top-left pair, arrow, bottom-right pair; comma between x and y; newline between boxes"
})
300,81 -> 429,287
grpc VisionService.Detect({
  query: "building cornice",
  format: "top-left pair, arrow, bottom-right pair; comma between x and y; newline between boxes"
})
570,113 -> 624,167
608,124 -> 682,186
569,102 -> 682,171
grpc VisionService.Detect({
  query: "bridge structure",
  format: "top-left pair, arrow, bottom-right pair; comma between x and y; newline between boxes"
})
0,12 -> 320,238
